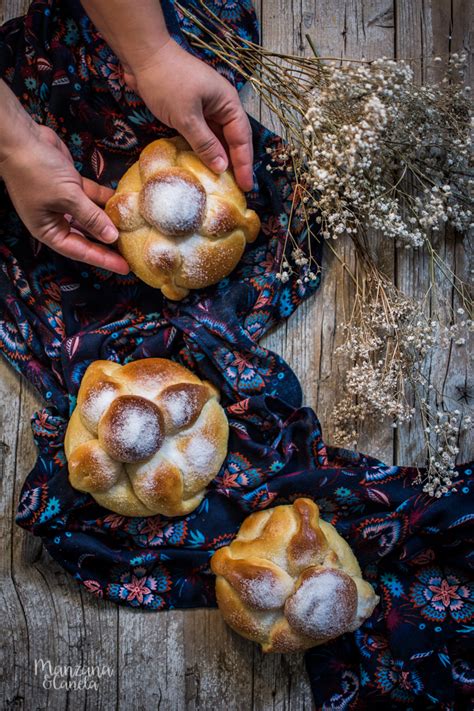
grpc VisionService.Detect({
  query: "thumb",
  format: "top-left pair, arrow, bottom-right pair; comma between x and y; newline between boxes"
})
82,177 -> 115,207
68,188 -> 118,244
180,116 -> 228,174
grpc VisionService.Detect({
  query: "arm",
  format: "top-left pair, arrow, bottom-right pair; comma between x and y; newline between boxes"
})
0,79 -> 128,273
81,0 -> 254,191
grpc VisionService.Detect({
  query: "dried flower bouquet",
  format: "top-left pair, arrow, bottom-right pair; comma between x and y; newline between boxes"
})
177,2 -> 473,496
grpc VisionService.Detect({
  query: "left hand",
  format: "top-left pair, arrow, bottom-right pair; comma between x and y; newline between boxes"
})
0,123 -> 129,273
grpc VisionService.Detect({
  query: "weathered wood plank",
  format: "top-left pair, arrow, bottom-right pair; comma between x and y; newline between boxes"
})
183,609 -> 254,710
117,609 -> 186,710
4,366 -> 119,711
0,0 -> 28,24
394,0 -> 472,465
0,359 -> 27,710
260,0 -> 396,463
1,9 -> 122,705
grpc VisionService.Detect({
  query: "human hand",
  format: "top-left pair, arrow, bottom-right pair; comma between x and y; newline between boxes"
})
124,39 -> 254,192
0,124 -> 129,274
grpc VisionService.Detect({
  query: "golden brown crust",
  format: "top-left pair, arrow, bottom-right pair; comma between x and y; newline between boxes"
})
211,498 -> 379,653
118,160 -> 143,192
287,498 -> 329,574
144,239 -> 181,281
68,439 -> 123,493
212,550 -> 294,611
215,577 -> 272,645
130,457 -> 184,511
158,382 -> 211,434
139,139 -> 179,181
106,191 -> 144,232
105,137 -> 261,299
263,618 -> 316,653
65,358 -> 229,517
200,196 -> 244,238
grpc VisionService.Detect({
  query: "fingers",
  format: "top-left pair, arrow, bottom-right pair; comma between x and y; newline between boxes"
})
43,218 -> 129,274
82,177 -> 115,206
180,107 -> 253,191
221,109 -> 254,192
62,231 -> 130,274
204,83 -> 253,191
67,188 -> 119,244
195,85 -> 253,191
179,115 -> 229,175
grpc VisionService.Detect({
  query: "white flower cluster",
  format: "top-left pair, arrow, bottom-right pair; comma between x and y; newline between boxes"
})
416,409 -> 468,497
275,247 -> 319,283
258,51 -> 472,497
332,281 -> 472,496
298,54 -> 472,247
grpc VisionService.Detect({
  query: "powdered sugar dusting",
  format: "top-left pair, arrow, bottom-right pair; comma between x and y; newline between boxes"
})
156,438 -> 186,473
142,178 -> 205,235
117,192 -> 138,220
130,374 -> 167,400
159,383 -> 206,431
239,574 -> 290,610
294,570 -> 343,621
178,428 -> 219,497
146,239 -> 178,271
178,234 -> 209,283
124,397 -> 223,501
184,434 -> 215,473
285,569 -> 356,639
164,389 -> 195,428
81,385 -> 117,432
117,409 -> 150,449
102,396 -> 163,463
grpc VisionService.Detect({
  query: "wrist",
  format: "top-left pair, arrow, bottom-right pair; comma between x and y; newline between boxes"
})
0,79 -> 42,176
123,36 -> 177,92
80,0 -> 172,96
0,117 -> 42,177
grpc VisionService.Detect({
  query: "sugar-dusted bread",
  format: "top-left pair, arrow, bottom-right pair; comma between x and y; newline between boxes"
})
64,358 -> 229,517
211,498 -> 379,652
105,136 -> 260,300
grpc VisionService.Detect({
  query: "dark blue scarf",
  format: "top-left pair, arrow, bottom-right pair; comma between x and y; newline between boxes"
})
1,2 -> 472,708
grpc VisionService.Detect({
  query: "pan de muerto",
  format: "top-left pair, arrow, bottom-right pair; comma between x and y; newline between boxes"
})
64,358 -> 229,517
105,137 -> 260,299
211,498 -> 379,652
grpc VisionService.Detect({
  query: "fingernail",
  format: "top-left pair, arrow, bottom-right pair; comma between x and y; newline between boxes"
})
101,225 -> 119,243
212,157 -> 227,173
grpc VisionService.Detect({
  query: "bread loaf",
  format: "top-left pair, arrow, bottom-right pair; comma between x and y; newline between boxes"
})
106,137 -> 260,299
211,498 -> 379,652
64,358 -> 229,517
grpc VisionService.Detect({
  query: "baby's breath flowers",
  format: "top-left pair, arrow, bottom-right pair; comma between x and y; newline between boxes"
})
300,55 -> 472,249
177,2 -> 473,495
330,266 -> 472,495
275,247 -> 319,285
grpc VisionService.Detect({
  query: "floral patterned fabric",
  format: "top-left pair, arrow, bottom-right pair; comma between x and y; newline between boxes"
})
0,1 -> 472,708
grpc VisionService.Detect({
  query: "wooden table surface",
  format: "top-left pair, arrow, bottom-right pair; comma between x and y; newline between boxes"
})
1,1 -> 471,709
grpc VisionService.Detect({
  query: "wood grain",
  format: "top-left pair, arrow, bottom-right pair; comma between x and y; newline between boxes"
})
0,1 -> 472,709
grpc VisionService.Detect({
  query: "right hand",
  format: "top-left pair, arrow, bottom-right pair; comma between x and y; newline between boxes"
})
124,39 -> 254,192
0,124 -> 129,274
